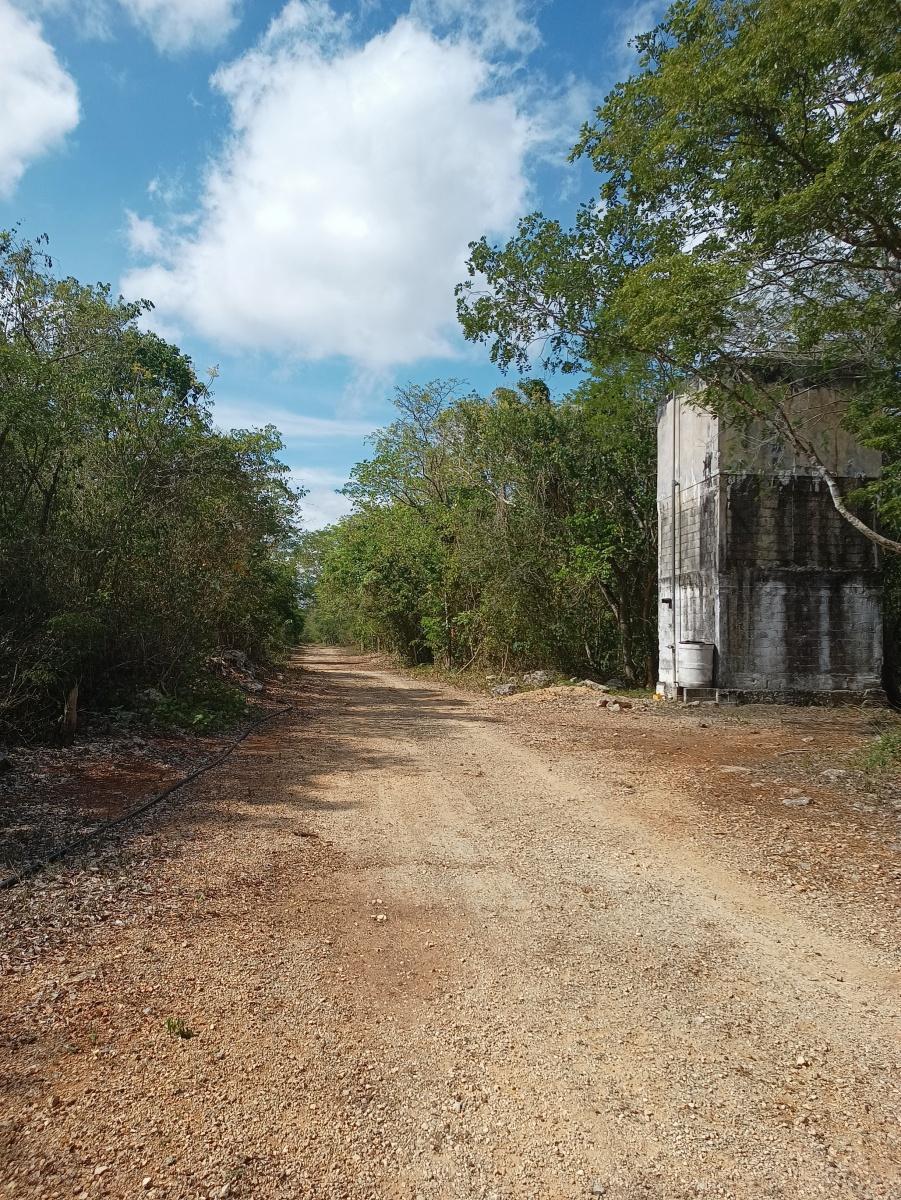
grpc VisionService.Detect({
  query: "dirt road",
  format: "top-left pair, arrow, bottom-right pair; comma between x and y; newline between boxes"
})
2,647 -> 899,1199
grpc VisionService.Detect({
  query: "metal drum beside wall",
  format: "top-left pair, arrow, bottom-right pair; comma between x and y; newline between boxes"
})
677,641 -> 715,688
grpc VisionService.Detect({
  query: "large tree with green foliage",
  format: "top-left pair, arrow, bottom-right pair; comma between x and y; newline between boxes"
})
457,0 -> 900,554
0,232 -> 303,738
305,375 -> 658,681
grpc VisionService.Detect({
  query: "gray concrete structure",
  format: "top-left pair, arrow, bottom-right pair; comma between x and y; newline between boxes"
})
657,386 -> 883,701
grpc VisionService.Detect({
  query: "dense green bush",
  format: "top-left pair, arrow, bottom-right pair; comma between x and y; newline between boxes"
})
0,232 -> 302,740
457,0 -> 900,560
302,373 -> 658,683
148,679 -> 251,732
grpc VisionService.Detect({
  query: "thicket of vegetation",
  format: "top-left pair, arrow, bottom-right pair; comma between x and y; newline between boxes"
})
302,371 -> 658,682
457,0 -> 900,556
0,233 -> 302,741
307,0 -> 899,694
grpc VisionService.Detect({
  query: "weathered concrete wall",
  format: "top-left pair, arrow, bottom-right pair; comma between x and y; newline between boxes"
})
656,388 -> 883,696
656,385 -> 718,502
719,391 -> 882,479
717,474 -> 882,691
657,391 -> 720,685
657,483 -> 719,684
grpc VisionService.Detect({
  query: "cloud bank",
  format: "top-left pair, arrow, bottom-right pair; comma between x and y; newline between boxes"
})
212,400 -> 375,441
123,0 -> 564,368
0,0 -> 79,196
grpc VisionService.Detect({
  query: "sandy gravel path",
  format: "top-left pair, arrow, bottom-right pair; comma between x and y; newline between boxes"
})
1,647 -> 899,1200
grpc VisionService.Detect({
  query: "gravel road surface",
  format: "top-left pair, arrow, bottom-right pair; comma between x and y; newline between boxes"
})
1,647 -> 898,1199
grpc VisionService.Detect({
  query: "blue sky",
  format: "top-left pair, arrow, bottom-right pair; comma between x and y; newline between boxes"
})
0,0 -> 661,525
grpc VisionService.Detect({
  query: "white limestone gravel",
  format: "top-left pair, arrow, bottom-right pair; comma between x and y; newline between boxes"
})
0,647 -> 898,1200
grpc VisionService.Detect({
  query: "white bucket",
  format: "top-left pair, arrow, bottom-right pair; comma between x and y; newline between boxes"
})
677,641 -> 715,687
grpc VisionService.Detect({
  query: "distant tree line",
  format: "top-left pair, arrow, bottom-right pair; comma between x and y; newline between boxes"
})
302,372 -> 658,683
0,232 -> 302,741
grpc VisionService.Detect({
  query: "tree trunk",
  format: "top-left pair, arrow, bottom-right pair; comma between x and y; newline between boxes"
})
60,683 -> 78,746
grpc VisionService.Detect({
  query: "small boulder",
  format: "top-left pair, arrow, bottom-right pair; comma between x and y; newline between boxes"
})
522,669 -> 555,688
490,682 -> 517,697
582,680 -> 610,692
221,649 -> 249,668
604,677 -> 627,690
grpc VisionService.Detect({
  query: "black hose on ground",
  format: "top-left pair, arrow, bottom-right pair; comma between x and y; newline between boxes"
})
0,704 -> 293,891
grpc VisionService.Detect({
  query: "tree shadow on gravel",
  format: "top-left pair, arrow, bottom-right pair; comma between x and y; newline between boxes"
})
0,650 -> 488,885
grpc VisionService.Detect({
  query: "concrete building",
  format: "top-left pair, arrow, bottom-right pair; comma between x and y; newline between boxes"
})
657,384 -> 883,701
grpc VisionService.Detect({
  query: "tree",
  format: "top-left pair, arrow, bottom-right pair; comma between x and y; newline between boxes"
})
341,381 -> 479,666
304,376 -> 658,682
0,232 -> 303,738
457,0 -> 901,553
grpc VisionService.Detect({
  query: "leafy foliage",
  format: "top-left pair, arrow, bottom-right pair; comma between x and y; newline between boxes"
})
0,232 -> 303,739
456,0 -> 900,553
165,1017 -> 195,1039
852,728 -> 901,774
148,679 -> 250,732
304,375 -> 658,683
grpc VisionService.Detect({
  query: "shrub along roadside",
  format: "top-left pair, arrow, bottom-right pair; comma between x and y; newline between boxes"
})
853,730 -> 901,775
301,372 -> 658,684
140,678 -> 251,733
0,232 -> 303,742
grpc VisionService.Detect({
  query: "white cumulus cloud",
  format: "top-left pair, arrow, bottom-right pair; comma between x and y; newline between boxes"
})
24,0 -> 241,53
212,401 -> 375,441
117,0 -> 240,54
122,0 -> 563,368
290,467 -> 353,529
0,0 -> 79,196
409,0 -> 541,56
125,209 -> 164,255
